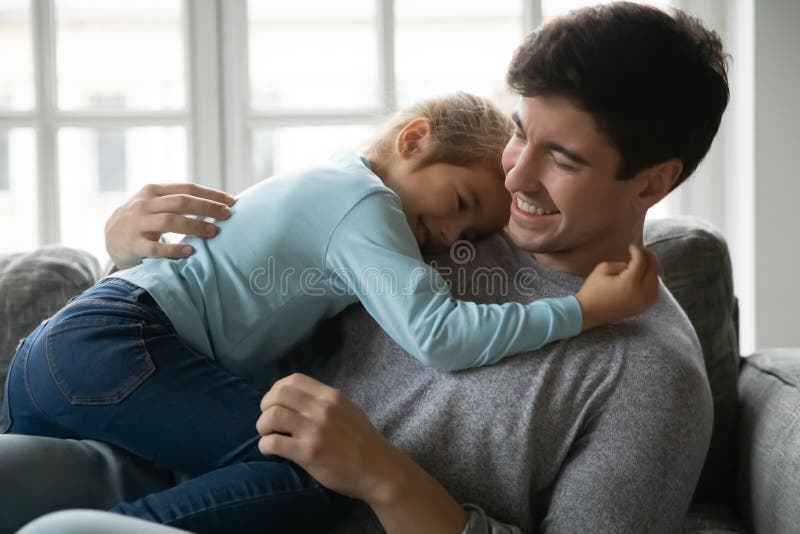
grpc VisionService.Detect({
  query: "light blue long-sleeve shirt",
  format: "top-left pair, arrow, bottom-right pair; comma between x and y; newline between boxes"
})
110,154 -> 582,379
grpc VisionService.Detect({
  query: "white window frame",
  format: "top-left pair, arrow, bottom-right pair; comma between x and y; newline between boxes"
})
0,0 -> 223,246
217,0 -> 541,194
0,0 -> 545,246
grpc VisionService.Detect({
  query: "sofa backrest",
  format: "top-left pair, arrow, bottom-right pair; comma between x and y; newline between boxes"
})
644,216 -> 740,507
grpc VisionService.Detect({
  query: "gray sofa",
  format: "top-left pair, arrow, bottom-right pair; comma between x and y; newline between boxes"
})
0,217 -> 798,534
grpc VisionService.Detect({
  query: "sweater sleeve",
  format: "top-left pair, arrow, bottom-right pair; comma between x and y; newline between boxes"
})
324,191 -> 583,371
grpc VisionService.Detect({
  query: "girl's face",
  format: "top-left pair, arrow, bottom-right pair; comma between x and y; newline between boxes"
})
387,161 -> 512,253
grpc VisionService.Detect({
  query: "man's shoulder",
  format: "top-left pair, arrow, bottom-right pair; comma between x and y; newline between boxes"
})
606,285 -> 710,401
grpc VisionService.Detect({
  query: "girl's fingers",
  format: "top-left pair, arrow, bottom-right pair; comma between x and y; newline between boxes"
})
595,261 -> 628,276
133,239 -> 193,261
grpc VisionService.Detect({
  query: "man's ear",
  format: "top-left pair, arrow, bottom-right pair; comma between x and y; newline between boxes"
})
395,118 -> 432,159
634,158 -> 683,210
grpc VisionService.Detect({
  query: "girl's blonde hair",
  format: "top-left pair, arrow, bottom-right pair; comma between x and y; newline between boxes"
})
366,92 -> 515,174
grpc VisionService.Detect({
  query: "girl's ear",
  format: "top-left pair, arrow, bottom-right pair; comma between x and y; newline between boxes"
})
395,118 -> 432,159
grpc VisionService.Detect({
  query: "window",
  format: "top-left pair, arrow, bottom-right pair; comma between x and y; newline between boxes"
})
2,0 -> 678,259
91,95 -> 128,193
237,0 -> 525,191
0,130 -> 8,190
0,0 -> 192,259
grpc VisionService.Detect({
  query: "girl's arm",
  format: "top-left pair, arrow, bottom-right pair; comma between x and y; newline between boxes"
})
325,192 -> 583,371
326,192 -> 658,371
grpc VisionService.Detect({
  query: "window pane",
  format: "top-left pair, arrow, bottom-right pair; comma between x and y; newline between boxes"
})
248,0 -> 378,111
58,126 -> 187,261
252,125 -> 374,179
0,128 -> 38,253
0,0 -> 34,110
55,0 -> 185,111
542,0 -> 673,20
395,0 -> 522,109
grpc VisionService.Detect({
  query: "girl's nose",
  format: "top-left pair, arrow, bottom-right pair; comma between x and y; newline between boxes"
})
439,223 -> 461,247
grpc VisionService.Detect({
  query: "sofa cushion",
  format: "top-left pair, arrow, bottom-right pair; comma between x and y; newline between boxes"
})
0,246 -> 100,405
644,216 -> 740,506
737,349 -> 800,534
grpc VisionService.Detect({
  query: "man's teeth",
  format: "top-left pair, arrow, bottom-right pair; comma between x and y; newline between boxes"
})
516,197 -> 559,216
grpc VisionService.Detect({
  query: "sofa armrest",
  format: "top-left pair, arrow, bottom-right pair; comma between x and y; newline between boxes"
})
737,348 -> 800,534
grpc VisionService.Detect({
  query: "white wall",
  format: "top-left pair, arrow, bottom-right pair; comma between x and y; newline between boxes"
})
676,0 -> 800,354
752,0 -> 800,351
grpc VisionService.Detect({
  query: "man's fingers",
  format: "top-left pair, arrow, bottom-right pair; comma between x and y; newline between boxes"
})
258,433 -> 298,461
141,183 -> 236,207
260,379 -> 320,413
272,373 -> 343,405
256,404 -> 309,437
146,194 -> 233,220
134,239 -> 193,261
140,212 -> 221,239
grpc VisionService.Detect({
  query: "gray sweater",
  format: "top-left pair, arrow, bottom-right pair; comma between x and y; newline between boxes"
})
301,233 -> 712,533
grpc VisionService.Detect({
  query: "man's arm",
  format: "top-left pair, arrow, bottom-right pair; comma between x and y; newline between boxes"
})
539,348 -> 713,533
256,373 -> 470,533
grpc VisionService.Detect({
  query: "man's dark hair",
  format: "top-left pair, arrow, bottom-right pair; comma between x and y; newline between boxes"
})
507,2 -> 729,189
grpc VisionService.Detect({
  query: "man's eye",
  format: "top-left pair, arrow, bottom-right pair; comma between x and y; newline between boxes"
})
551,155 -> 577,171
458,195 -> 467,212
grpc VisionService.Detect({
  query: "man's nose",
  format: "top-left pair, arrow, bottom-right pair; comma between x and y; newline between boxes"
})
504,148 -> 542,193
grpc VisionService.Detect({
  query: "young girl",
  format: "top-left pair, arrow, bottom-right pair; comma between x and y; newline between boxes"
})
1,92 -> 658,532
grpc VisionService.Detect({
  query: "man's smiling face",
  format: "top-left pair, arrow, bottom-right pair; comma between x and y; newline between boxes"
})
501,95 -> 642,275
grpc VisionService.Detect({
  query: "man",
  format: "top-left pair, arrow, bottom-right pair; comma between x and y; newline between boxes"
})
2,3 -> 728,533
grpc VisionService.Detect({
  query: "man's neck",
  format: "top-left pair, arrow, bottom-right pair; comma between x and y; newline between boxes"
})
528,225 -> 645,277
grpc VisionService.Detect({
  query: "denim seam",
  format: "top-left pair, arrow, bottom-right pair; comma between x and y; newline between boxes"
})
21,324 -> 56,422
63,298 -> 148,316
101,278 -> 140,290
45,320 -> 157,405
159,485 -> 329,527
72,296 -> 171,327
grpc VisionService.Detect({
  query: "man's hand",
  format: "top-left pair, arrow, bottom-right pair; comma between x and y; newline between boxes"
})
256,373 -> 402,503
576,244 -> 660,331
256,373 -> 471,534
105,183 -> 236,270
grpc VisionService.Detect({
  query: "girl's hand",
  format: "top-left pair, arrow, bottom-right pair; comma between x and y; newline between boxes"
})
105,183 -> 236,270
576,244 -> 661,331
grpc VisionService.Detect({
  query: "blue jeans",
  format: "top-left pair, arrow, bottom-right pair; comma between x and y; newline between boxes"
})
1,278 -> 352,533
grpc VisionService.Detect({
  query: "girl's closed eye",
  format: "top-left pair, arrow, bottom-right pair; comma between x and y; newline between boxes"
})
458,194 -> 468,212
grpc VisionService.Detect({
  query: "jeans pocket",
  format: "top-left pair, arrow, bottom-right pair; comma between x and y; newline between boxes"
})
46,317 -> 155,405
